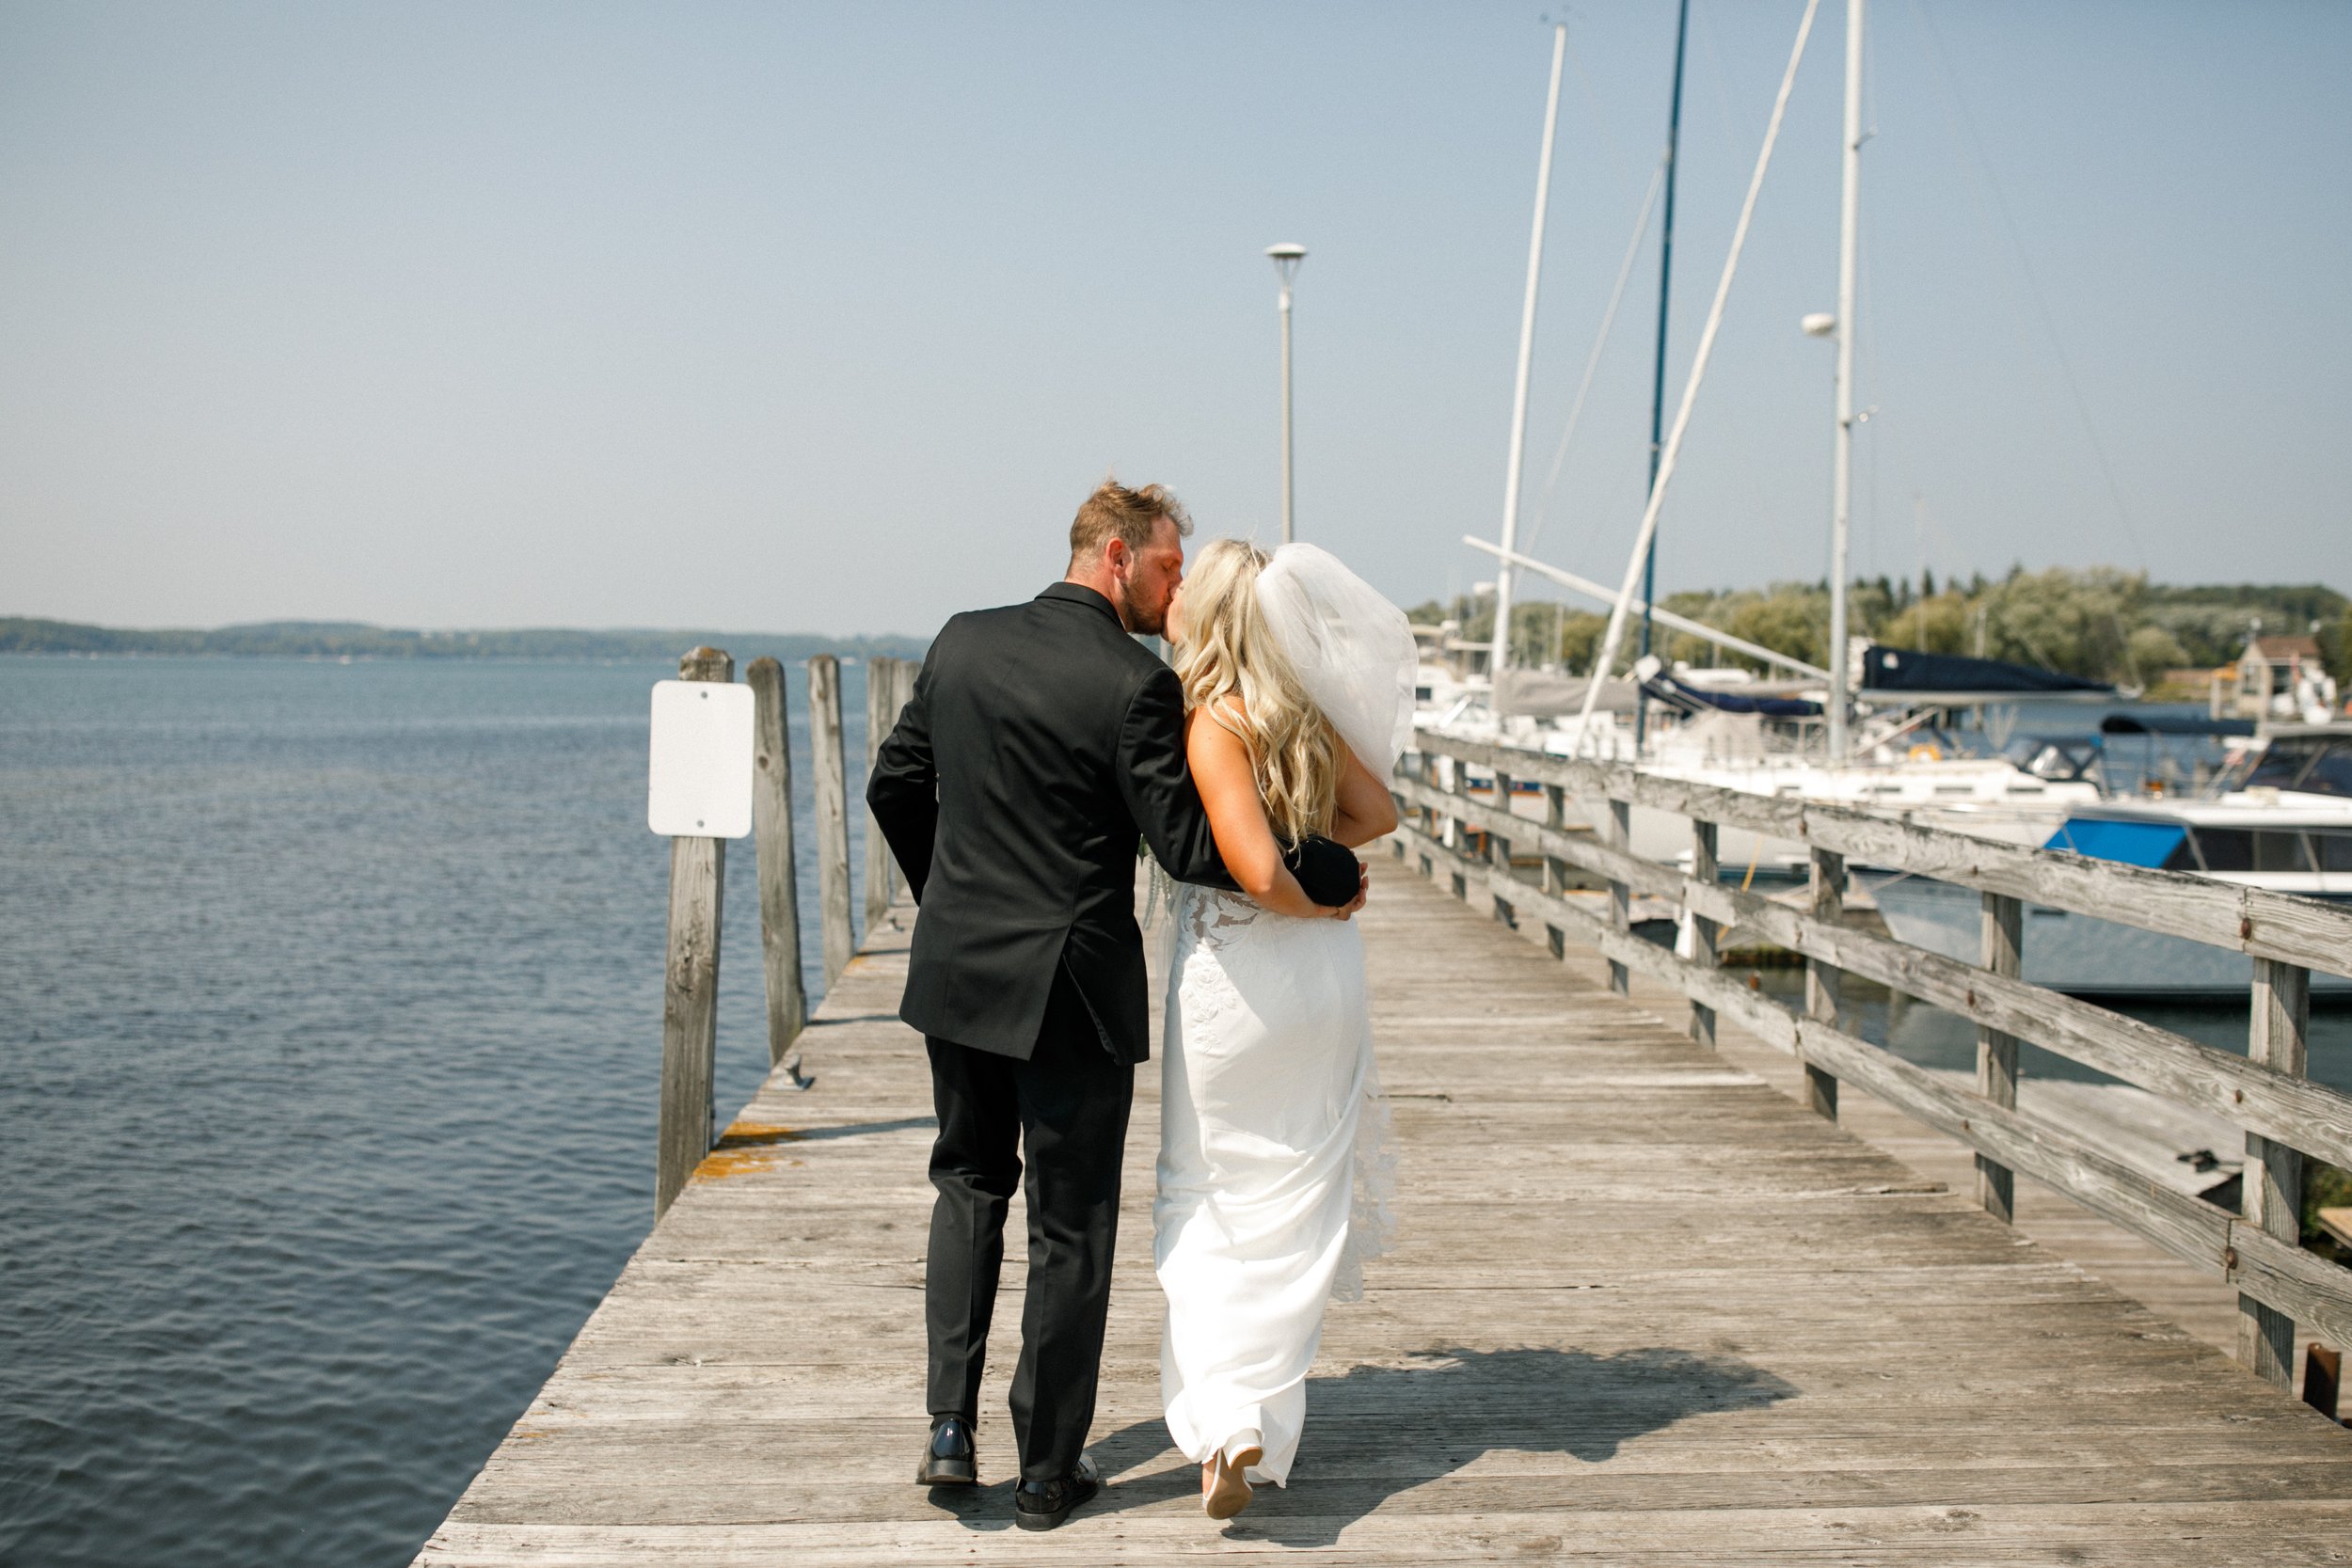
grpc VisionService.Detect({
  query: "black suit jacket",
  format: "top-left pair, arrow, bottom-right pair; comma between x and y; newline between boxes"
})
866,582 -> 1233,1063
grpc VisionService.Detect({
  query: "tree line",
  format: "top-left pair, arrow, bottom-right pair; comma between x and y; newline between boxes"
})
1412,569 -> 2351,694
0,617 -> 930,664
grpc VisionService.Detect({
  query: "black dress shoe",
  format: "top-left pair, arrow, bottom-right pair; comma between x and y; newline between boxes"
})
1012,1453 -> 1101,1531
916,1415 -> 977,1486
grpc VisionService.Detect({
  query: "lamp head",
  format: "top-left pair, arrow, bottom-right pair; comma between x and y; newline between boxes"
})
1800,311 -> 1836,338
1265,242 -> 1307,286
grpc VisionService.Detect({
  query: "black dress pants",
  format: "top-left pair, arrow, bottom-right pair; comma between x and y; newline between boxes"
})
924,968 -> 1133,1481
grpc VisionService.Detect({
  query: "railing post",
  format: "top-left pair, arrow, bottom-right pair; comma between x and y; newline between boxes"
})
1605,795 -> 1630,995
1976,893 -> 2023,1221
744,657 -> 806,1070
1387,754 -> 1407,861
863,657 -> 904,929
1426,751 -> 1442,818
1410,751 -> 1436,875
1803,846 -> 1844,1119
2239,957 -> 2311,1386
1446,754 -> 1472,901
806,654 -> 855,988
657,645 -> 732,1217
1489,768 -> 1517,927
1688,819 -> 1719,1046
1542,783 -> 1567,958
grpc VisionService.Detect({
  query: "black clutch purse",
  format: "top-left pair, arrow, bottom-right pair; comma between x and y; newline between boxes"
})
1283,833 -> 1361,907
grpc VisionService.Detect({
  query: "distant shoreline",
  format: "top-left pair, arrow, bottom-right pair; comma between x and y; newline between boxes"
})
0,616 -> 929,664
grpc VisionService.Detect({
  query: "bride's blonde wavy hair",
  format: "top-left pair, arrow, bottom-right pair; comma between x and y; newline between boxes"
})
1173,539 -> 1343,845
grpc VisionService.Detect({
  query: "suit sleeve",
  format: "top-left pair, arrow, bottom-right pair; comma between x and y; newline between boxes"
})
1118,666 -> 1236,891
866,649 -> 940,903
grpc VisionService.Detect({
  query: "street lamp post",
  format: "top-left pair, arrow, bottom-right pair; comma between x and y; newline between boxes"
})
1266,243 -> 1307,543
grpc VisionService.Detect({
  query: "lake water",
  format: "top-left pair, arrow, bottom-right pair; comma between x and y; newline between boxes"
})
2,661 -> 2345,1563
0,656 -> 879,1566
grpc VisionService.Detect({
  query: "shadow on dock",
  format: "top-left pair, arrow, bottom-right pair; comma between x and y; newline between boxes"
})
924,1346 -> 1796,1544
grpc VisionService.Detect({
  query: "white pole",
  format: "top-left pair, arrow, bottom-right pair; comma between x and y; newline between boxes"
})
1488,23 -> 1568,706
1827,0 -> 1866,762
1279,277 -> 1295,544
1267,244 -> 1306,543
1463,535 -> 1835,681
1572,0 -> 1822,753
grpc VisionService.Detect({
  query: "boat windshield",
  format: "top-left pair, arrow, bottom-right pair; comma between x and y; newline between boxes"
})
1999,735 -> 2102,783
2228,736 -> 2352,798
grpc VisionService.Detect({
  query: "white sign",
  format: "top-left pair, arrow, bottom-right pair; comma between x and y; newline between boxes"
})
647,680 -> 755,838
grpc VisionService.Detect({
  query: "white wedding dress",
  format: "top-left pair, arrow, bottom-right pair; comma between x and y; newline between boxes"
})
1150,543 -> 1415,1488
1152,880 -> 1396,1484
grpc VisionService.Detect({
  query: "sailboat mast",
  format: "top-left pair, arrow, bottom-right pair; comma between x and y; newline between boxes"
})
1634,0 -> 1692,752
1488,23 -> 1568,706
1828,0 -> 1865,762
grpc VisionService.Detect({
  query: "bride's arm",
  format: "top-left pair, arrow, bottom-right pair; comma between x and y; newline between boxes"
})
1327,746 -> 1401,848
1186,708 -> 1360,920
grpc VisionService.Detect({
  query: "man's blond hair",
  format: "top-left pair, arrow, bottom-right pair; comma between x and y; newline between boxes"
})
1068,478 -> 1192,564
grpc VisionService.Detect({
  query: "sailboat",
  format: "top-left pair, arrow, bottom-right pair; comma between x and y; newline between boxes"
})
1439,0 -> 2102,874
1438,6 -> 2352,1000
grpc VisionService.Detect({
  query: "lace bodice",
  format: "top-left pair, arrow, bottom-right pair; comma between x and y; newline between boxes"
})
1180,883 -> 1265,948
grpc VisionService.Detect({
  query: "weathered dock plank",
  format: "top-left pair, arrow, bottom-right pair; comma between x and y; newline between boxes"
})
418,857 -> 2352,1564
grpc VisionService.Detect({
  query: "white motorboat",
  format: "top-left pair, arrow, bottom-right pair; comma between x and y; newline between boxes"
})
1866,724 -> 2352,997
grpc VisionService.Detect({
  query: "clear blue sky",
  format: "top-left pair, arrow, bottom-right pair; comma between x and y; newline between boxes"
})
2,1 -> 2344,637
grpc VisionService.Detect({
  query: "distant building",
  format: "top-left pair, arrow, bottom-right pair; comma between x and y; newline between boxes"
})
2215,631 -> 2339,721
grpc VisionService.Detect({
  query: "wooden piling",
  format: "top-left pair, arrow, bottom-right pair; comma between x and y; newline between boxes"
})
656,645 -> 731,1217
744,657 -> 806,1069
863,657 -> 902,930
806,653 -> 854,988
895,652 -> 919,718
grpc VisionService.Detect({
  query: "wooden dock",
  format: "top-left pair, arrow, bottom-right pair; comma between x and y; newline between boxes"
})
419,854 -> 2352,1564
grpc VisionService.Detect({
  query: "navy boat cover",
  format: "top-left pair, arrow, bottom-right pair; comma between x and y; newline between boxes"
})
1863,645 -> 2113,695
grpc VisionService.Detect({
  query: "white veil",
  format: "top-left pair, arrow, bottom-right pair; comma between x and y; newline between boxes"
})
1253,543 -> 1418,776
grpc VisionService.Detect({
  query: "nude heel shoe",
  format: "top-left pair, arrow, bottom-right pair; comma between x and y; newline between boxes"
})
1201,1430 -> 1263,1520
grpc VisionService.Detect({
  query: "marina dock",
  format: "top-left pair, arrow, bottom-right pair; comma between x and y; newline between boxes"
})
417,844 -> 2352,1563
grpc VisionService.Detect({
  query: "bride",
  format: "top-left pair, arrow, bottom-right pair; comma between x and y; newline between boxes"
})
1153,539 -> 1415,1521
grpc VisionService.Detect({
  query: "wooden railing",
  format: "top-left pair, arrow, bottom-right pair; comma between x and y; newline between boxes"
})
1393,730 -> 2352,1395
653,648 -> 914,1215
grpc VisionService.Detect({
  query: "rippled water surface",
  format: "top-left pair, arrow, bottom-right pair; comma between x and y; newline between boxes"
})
0,656 -> 874,1566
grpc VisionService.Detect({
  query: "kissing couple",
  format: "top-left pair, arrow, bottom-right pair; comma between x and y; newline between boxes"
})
866,478 -> 1416,1530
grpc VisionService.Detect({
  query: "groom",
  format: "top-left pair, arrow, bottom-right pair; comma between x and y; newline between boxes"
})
867,480 -> 1350,1529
